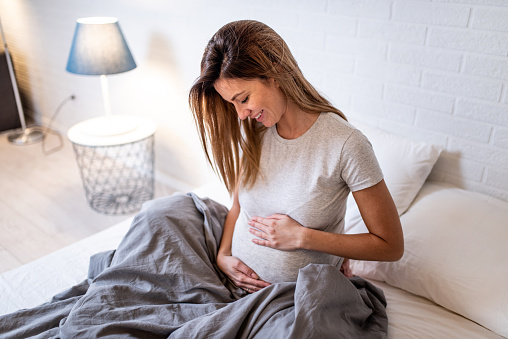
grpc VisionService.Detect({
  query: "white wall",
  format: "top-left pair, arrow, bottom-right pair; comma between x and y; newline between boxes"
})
1,0 -> 507,201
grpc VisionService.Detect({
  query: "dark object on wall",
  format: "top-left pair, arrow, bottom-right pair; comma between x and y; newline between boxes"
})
0,52 -> 21,132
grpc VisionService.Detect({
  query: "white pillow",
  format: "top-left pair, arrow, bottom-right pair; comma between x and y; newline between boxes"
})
344,121 -> 441,234
351,182 -> 508,338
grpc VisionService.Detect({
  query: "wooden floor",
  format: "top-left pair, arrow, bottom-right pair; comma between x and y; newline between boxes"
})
0,130 -> 177,274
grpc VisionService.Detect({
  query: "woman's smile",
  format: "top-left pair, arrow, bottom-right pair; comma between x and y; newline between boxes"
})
253,110 -> 263,121
214,77 -> 285,128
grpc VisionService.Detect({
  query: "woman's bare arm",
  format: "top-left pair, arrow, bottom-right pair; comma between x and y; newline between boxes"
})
216,188 -> 270,292
249,179 -> 404,262
217,191 -> 240,257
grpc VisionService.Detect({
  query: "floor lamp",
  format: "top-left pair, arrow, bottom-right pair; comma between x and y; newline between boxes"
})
0,15 -> 45,145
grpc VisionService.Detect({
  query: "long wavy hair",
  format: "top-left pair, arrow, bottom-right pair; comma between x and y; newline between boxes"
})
189,20 -> 346,194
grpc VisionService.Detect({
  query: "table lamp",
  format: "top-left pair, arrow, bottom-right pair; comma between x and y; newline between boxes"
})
66,17 -> 137,136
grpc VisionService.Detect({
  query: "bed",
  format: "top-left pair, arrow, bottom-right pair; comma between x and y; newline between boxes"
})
1,123 -> 507,338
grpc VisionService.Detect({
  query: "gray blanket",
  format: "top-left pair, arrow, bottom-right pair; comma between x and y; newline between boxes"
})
0,193 -> 388,338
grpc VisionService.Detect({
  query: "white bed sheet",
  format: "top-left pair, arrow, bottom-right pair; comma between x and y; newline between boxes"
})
371,279 -> 503,339
0,217 -> 132,316
0,194 -> 503,338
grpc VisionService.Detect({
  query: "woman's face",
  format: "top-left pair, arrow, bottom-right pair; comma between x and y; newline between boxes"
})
214,77 -> 286,127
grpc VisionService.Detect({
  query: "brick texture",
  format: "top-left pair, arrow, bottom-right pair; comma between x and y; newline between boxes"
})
0,0 -> 507,200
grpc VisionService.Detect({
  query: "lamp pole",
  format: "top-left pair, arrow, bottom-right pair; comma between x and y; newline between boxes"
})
0,15 -> 44,145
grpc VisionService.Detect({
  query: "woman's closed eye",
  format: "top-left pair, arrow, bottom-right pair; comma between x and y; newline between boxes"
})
241,96 -> 249,104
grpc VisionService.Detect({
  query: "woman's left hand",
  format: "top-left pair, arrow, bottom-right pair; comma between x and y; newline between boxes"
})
248,214 -> 304,251
340,258 -> 353,278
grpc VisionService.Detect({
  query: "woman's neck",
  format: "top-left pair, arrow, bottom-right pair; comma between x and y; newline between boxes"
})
276,102 -> 320,140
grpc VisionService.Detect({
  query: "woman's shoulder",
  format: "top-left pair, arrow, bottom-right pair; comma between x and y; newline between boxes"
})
321,112 -> 354,127
318,113 -> 358,137
317,113 -> 374,150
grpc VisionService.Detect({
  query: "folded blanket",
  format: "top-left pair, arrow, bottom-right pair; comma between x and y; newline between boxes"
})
0,193 -> 388,338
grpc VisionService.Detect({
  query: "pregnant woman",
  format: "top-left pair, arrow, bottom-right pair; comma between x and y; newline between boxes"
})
189,20 -> 404,294
0,19 -> 402,339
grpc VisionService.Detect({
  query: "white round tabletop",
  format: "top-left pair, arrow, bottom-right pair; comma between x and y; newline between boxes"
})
67,115 -> 157,146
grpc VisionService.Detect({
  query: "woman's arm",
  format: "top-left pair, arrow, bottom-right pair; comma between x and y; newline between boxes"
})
248,179 -> 404,262
217,191 -> 240,257
216,189 -> 270,292
301,179 -> 403,261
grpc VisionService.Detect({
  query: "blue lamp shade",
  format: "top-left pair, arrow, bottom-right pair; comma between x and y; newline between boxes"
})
66,17 -> 136,75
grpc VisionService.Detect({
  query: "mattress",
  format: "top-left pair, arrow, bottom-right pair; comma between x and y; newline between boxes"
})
0,203 -> 502,338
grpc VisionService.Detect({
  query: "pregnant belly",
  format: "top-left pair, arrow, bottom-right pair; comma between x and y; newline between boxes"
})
231,213 -> 339,284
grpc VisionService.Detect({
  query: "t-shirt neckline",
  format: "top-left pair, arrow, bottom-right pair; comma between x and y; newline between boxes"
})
271,112 -> 324,145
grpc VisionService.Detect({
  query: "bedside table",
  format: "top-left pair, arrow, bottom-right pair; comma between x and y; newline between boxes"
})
68,116 -> 157,215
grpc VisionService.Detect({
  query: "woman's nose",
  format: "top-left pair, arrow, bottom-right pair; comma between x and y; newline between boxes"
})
237,107 -> 250,120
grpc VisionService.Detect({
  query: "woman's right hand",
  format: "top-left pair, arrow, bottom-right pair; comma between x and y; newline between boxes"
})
217,253 -> 270,293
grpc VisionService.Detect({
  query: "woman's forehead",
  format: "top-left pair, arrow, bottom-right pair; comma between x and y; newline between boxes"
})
214,78 -> 259,101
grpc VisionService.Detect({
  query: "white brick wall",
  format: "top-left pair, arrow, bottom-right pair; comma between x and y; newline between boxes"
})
421,71 -> 503,100
463,54 -> 508,79
416,109 -> 493,142
471,7 -> 508,31
428,27 -> 508,55
393,2 -> 470,27
0,0 -> 507,201
493,127 -> 508,148
389,44 -> 463,72
358,19 -> 427,44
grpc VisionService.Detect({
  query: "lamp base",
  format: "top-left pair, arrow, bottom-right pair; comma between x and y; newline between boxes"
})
79,116 -> 137,137
7,127 -> 45,145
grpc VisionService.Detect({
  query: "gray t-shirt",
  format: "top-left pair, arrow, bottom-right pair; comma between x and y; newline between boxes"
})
231,112 -> 383,283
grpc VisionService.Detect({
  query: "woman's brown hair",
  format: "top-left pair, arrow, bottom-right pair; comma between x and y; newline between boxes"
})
189,20 -> 346,194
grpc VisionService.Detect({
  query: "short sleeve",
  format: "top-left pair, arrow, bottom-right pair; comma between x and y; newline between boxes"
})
340,129 -> 384,192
